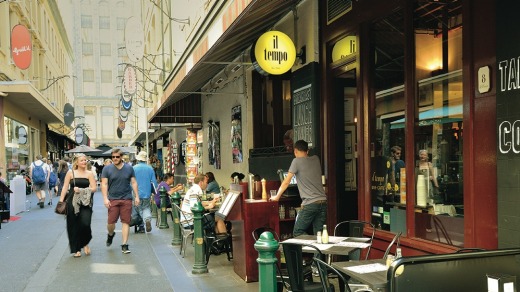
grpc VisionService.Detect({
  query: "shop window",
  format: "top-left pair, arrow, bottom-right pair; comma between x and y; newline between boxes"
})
413,0 -> 463,246
3,117 -> 30,181
370,8 -> 406,233
251,71 -> 292,149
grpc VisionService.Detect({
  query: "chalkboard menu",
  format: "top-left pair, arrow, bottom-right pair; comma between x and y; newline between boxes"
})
291,62 -> 319,149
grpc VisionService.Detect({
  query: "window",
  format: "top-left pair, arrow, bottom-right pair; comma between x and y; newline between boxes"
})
101,70 -> 112,83
370,8 -> 405,233
83,42 -> 93,55
83,70 -> 94,82
413,0 -> 463,246
100,43 -> 111,56
99,16 -> 110,29
81,15 -> 92,28
117,17 -> 126,30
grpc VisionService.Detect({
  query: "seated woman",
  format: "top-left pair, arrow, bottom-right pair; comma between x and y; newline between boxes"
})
155,173 -> 184,208
205,172 -> 220,194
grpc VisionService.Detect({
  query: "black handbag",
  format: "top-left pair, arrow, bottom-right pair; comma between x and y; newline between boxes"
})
55,200 -> 67,215
55,170 -> 75,215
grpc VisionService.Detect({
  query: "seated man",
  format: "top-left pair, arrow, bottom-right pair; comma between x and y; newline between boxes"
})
155,173 -> 184,208
180,174 -> 226,234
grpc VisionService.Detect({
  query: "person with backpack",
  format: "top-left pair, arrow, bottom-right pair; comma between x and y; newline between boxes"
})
48,164 -> 58,205
30,155 -> 50,208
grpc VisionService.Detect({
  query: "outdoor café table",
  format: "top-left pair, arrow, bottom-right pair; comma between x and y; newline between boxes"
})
282,234 -> 371,257
331,259 -> 388,291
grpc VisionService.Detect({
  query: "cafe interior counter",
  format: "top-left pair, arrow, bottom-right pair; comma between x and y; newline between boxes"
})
227,182 -> 300,282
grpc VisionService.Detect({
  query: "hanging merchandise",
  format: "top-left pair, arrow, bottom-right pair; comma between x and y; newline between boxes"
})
197,130 -> 204,173
186,130 -> 198,182
231,105 -> 243,163
172,140 -> 179,166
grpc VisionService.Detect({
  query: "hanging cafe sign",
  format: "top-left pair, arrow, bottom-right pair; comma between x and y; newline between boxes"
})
251,31 -> 296,75
11,24 -> 32,70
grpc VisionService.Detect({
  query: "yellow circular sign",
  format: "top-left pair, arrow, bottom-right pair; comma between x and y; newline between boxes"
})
332,36 -> 356,62
254,31 -> 296,75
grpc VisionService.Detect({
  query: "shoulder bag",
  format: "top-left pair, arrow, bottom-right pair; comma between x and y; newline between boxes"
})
55,170 -> 74,215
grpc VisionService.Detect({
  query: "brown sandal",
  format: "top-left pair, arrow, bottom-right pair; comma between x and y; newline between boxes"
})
84,246 -> 91,256
73,252 -> 81,258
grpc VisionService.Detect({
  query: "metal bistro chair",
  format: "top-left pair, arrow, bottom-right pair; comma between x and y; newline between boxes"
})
281,242 -> 324,292
204,214 -> 232,265
334,220 -> 376,261
314,258 -> 372,292
383,232 -> 402,260
172,203 -> 195,258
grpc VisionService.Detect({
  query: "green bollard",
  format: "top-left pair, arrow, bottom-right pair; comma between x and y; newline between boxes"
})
159,186 -> 169,229
191,201 -> 208,274
151,195 -> 158,219
254,231 -> 279,292
171,192 -> 182,245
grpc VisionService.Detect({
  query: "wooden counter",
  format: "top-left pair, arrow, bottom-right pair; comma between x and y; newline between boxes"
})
228,182 -> 300,282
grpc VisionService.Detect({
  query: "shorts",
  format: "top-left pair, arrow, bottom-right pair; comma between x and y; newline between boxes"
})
107,199 -> 133,224
33,183 -> 45,191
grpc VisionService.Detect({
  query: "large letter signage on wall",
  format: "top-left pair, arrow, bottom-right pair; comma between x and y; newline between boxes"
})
252,31 -> 296,75
11,25 -> 32,70
497,0 -> 520,248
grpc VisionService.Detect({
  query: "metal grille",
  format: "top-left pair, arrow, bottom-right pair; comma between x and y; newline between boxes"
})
327,0 -> 352,24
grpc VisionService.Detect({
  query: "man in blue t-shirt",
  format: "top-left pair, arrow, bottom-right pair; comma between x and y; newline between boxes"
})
133,151 -> 158,233
101,148 -> 139,254
271,140 -> 327,237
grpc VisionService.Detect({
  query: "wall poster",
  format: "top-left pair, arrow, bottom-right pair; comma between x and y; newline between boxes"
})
231,105 -> 243,163
207,120 -> 221,169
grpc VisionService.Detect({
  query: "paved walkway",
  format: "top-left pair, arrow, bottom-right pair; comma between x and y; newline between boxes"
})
0,191 -> 259,292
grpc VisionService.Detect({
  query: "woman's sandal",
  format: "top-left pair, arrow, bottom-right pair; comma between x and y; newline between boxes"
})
73,252 -> 81,258
84,246 -> 91,256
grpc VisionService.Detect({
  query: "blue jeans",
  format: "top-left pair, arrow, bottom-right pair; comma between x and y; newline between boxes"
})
136,198 -> 152,224
293,201 -> 327,237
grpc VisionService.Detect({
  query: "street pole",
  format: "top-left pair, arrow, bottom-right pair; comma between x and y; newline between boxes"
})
145,106 -> 149,158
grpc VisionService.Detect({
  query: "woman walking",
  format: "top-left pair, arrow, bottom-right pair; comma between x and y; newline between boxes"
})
58,153 -> 97,257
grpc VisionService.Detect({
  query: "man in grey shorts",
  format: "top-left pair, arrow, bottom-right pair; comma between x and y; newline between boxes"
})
271,140 -> 327,237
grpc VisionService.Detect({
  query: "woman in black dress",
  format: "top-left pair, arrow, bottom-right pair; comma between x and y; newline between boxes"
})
58,154 -> 97,257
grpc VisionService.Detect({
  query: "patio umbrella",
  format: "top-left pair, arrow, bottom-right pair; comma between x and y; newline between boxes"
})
65,145 -> 103,154
91,144 -> 113,157
102,146 -> 137,155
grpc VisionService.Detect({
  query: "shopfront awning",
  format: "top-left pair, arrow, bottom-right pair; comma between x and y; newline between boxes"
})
0,81 -> 63,124
128,130 -> 155,146
390,104 -> 462,129
150,0 -> 301,123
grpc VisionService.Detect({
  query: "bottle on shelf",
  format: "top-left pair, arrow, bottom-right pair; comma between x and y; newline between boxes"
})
279,205 -> 285,219
321,224 -> 329,244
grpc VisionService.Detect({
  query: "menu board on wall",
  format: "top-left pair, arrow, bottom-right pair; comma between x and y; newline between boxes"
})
291,62 -> 319,150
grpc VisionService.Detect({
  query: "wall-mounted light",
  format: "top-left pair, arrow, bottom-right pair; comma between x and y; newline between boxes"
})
296,46 -> 306,64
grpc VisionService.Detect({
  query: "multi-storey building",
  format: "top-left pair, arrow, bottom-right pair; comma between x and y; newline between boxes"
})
68,0 -> 140,148
0,0 -> 74,181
